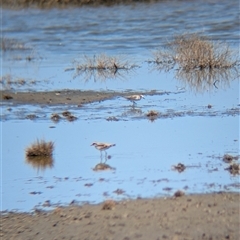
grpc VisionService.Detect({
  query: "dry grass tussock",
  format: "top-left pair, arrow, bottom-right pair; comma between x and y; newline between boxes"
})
152,33 -> 238,71
151,33 -> 239,92
73,54 -> 137,81
1,37 -> 26,51
0,74 -> 36,90
26,139 -> 54,157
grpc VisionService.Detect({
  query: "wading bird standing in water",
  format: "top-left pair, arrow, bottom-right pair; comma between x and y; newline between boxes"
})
124,94 -> 145,106
91,142 -> 116,161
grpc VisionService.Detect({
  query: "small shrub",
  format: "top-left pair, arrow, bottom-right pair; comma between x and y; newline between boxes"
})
26,139 -> 54,157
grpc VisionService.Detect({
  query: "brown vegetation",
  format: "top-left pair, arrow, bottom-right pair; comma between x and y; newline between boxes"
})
225,163 -> 240,175
2,0 -> 160,8
172,163 -> 186,173
153,33 -> 238,71
223,154 -> 239,163
0,74 -> 36,90
174,190 -> 185,198
1,37 -> 26,51
3,94 -> 13,100
152,33 -> 239,92
102,200 -> 116,210
51,113 -> 61,122
73,54 -> 137,81
26,139 -> 54,157
146,110 -> 159,121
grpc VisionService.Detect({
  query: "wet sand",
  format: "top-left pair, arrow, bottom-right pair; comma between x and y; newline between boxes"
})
1,192 -> 239,240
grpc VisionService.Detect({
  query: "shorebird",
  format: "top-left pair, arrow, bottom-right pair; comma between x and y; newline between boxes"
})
91,142 -> 116,161
124,94 -> 145,106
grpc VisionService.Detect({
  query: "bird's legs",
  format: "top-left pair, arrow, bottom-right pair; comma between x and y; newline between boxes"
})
104,151 -> 108,163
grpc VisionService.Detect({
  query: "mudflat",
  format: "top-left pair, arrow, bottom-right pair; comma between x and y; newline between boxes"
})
1,192 -> 239,240
0,90 -> 164,105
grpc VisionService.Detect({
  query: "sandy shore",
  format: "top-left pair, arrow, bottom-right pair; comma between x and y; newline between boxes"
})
1,192 -> 239,240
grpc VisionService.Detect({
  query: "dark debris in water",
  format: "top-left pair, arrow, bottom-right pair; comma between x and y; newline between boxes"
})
26,114 -> 37,120
29,191 -> 42,195
225,163 -> 240,175
223,154 -> 239,163
51,113 -> 61,122
173,190 -> 185,198
172,163 -> 186,173
113,188 -> 125,195
106,116 -> 119,121
3,94 -> 13,100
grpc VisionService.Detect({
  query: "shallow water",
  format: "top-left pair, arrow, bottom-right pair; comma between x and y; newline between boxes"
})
2,0 -> 240,92
2,115 -> 239,212
1,0 -> 240,212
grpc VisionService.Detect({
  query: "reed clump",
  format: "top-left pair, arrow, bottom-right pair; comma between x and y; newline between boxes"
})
152,33 -> 239,93
73,54 -> 137,81
1,37 -> 26,51
153,33 -> 238,71
26,139 -> 54,157
0,74 -> 36,90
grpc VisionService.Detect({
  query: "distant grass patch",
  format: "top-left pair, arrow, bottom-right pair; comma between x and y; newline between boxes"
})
26,139 -> 54,157
73,54 -> 138,81
152,33 -> 238,71
1,37 -> 27,51
0,74 -> 36,90
151,33 -> 239,92
2,0 -> 161,8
